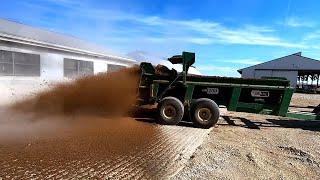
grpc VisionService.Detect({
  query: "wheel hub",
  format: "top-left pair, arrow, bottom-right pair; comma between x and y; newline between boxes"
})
197,108 -> 212,121
163,105 -> 177,119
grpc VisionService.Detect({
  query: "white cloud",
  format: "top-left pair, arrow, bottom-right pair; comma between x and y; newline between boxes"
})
303,30 -> 320,41
118,16 -> 305,48
284,17 -> 315,27
300,31 -> 320,50
197,65 -> 238,72
19,0 -> 306,49
243,25 -> 275,32
140,18 -> 305,48
211,59 -> 263,65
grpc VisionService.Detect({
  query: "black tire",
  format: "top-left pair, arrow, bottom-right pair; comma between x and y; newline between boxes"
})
190,98 -> 220,129
157,97 -> 184,125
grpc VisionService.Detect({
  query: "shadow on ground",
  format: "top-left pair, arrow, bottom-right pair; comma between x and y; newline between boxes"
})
266,118 -> 320,131
220,115 -> 320,132
129,107 -> 320,131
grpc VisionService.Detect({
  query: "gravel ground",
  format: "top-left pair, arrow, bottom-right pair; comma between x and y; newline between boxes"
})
290,93 -> 320,107
289,93 -> 320,112
173,93 -> 320,180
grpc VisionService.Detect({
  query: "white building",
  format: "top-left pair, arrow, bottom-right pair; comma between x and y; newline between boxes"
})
0,18 -> 136,104
238,52 -> 320,90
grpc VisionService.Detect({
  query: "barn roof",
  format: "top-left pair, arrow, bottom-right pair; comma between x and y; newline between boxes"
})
238,52 -> 320,75
0,18 -> 135,63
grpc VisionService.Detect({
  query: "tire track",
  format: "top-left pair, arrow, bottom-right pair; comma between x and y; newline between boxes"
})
0,120 -> 212,179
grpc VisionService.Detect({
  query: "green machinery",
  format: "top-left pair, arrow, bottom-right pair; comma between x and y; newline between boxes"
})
136,52 -> 319,128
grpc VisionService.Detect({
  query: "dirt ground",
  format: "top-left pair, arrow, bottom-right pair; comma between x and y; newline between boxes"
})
0,92 -> 319,179
0,109 -> 211,179
173,93 -> 320,180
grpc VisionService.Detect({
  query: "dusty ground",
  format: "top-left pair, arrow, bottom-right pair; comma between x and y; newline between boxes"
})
173,93 -> 320,180
0,110 -> 211,179
290,93 -> 320,107
0,93 -> 319,179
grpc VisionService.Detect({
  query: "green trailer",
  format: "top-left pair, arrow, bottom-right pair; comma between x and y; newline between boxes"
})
136,52 -> 319,128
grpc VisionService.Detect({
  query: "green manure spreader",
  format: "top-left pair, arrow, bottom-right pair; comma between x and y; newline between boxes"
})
136,52 -> 319,129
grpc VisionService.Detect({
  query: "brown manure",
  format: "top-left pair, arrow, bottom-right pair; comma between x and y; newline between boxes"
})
155,65 -> 177,76
9,65 -> 141,117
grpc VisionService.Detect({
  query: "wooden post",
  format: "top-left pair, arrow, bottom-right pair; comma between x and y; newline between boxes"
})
317,74 -> 319,88
312,74 -> 315,93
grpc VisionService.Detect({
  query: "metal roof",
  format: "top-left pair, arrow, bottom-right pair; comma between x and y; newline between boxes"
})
238,52 -> 320,74
0,18 -> 135,62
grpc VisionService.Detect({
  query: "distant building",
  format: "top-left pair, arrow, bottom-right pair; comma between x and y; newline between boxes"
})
238,52 -> 320,91
0,18 -> 136,104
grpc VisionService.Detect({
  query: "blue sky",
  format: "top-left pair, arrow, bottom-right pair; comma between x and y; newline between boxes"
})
1,0 -> 320,76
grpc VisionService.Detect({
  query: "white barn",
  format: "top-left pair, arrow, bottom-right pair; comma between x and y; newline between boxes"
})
0,18 -> 136,104
238,52 -> 320,90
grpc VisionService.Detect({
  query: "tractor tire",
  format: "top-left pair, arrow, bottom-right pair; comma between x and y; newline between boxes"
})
190,98 -> 220,129
157,97 -> 184,125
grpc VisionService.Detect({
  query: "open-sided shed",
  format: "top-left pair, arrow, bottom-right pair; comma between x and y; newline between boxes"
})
238,52 -> 320,92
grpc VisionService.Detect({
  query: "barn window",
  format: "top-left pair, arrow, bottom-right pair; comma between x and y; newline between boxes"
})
64,58 -> 94,78
0,50 -> 40,76
107,64 -> 126,73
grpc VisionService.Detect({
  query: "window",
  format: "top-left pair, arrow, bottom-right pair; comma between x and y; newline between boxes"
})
64,58 -> 94,78
107,64 -> 126,73
0,50 -> 40,76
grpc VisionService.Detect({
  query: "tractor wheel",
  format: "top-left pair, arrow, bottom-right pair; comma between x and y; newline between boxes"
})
157,97 -> 184,125
190,98 -> 220,129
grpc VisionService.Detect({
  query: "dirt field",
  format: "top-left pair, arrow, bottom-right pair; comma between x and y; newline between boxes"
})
173,93 -> 320,180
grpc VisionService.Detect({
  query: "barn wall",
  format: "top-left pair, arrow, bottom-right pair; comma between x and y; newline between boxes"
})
254,70 -> 297,87
241,67 -> 298,88
0,41 -> 134,105
271,70 -> 298,88
254,70 -> 272,78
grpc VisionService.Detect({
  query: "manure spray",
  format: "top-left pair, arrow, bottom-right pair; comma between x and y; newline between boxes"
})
0,65 -> 145,142
10,65 -> 141,116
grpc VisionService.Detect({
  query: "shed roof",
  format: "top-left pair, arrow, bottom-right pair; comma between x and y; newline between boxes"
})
0,18 -> 135,62
238,52 -> 320,74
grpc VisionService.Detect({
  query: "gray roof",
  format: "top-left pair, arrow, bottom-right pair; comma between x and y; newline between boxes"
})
238,52 -> 320,73
0,18 -> 135,62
